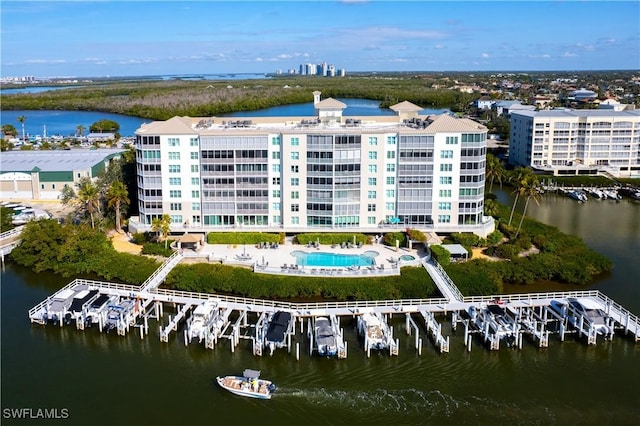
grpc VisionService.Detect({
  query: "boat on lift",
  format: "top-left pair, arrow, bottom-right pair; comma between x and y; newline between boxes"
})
216,369 -> 276,400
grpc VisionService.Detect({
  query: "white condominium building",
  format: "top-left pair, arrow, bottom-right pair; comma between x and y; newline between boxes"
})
509,109 -> 640,177
131,93 -> 494,237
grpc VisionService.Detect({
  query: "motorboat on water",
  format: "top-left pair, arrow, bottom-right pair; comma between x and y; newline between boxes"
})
216,369 -> 276,400
314,317 -> 338,356
566,190 -> 588,202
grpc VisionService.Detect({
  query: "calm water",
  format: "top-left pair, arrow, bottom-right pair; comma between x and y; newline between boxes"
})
0,110 -> 149,138
2,195 -> 639,425
222,98 -> 449,117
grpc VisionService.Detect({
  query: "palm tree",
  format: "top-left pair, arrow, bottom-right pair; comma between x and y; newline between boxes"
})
76,178 -> 100,228
515,175 -> 542,238
484,198 -> 500,217
106,181 -> 129,232
151,214 -> 172,249
76,125 -> 86,138
485,154 -> 505,193
507,167 -> 532,226
17,115 -> 26,143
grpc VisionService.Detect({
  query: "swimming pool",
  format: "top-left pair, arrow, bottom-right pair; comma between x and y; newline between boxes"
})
291,250 -> 379,267
399,255 -> 416,262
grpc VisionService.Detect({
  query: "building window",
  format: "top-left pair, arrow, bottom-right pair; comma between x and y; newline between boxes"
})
368,164 -> 377,173
41,184 -> 45,189
272,164 -> 281,173
272,151 -> 280,160
190,152 -> 199,160
273,190 -> 281,198
189,138 -> 198,146
191,190 -> 199,198
170,203 -> 182,211
291,204 -> 299,212
387,151 -> 396,159
191,165 -> 199,173
272,177 -> 280,185
438,202 -> 451,210
441,150 -> 453,159
368,216 -> 376,224
168,165 -> 181,173
440,164 -> 453,172
272,137 -> 281,146
191,177 -> 199,186
368,177 -> 377,185
291,216 -> 300,225
168,152 -> 181,160
368,151 -> 378,160
168,138 -> 180,147
170,215 -> 182,223
291,137 -> 299,146
386,177 -> 395,185
291,178 -> 299,186
272,203 -> 281,210
169,190 -> 182,198
291,165 -> 299,173
369,137 -> 378,145
192,203 -> 200,211
446,136 -> 458,145
386,163 -> 395,172
440,176 -> 452,185
169,177 -> 181,185
385,202 -> 395,210
438,215 -> 451,223
367,204 -> 376,212
386,189 -> 395,198
291,152 -> 300,160
368,190 -> 376,199
387,136 -> 396,145
291,191 -> 299,199
439,189 -> 452,197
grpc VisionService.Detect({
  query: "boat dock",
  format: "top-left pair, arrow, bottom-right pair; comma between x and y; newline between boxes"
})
27,250 -> 640,358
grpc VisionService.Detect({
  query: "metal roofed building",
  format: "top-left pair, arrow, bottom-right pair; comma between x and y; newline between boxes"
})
0,149 -> 124,200
509,109 -> 640,177
130,93 -> 495,237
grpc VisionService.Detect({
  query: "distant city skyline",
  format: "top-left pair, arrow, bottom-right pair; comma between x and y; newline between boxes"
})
1,1 -> 638,78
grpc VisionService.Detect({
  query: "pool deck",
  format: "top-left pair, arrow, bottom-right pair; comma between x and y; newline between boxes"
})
180,240 -> 424,277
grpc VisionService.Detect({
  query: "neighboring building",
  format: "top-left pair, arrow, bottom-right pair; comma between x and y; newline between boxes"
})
130,93 -> 495,237
492,100 -> 535,117
0,149 -> 123,200
475,96 -> 494,110
509,109 -> 640,177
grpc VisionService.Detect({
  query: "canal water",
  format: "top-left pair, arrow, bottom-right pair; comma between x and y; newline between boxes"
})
2,195 -> 639,425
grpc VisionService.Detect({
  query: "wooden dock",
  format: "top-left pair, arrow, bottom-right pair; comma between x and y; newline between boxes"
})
27,251 -> 640,358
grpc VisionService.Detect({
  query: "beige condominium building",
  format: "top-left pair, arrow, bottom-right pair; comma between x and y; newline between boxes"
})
129,92 -> 495,237
509,109 -> 640,177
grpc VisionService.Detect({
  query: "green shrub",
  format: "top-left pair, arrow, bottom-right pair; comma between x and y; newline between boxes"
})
430,244 -> 451,266
382,232 -> 407,247
141,241 -> 174,257
207,232 -> 284,244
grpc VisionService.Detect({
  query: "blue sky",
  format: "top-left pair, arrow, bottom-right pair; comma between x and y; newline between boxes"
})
1,1 -> 638,78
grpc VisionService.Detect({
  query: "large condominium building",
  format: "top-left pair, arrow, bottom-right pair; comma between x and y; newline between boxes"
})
509,109 -> 640,177
130,93 -> 494,237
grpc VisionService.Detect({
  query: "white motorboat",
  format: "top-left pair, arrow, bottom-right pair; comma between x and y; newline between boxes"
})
314,317 -> 338,356
550,298 -> 613,338
186,300 -> 218,344
357,312 -> 390,351
216,369 -> 276,400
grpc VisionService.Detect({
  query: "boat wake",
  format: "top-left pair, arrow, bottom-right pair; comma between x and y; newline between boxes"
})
274,387 -> 559,421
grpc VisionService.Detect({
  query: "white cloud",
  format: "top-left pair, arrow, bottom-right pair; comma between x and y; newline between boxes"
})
481,53 -> 490,58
